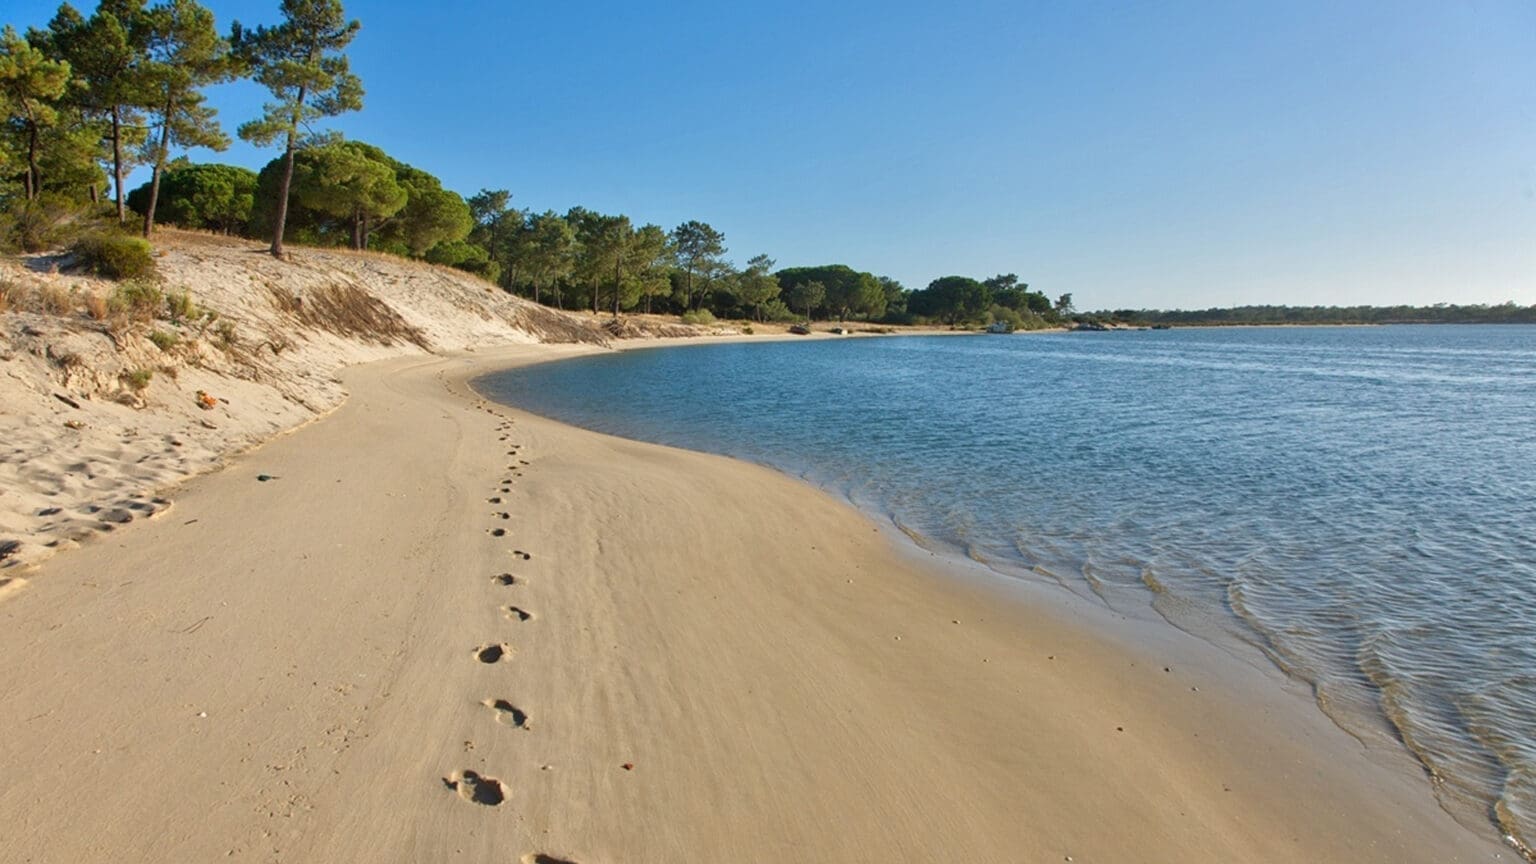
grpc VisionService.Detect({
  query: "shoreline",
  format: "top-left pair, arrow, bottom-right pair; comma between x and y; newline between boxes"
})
0,341 -> 1506,862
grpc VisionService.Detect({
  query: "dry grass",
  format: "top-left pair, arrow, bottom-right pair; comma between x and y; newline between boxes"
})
39,284 -> 72,315
0,280 -> 21,313
269,282 -> 429,349
84,291 -> 109,320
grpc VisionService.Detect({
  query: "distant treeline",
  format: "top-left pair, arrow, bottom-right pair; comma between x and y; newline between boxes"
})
1091,304 -> 1536,326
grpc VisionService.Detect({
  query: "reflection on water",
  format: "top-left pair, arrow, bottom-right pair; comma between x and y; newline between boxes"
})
481,325 -> 1536,854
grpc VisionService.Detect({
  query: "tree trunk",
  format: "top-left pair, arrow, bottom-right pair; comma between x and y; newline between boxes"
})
271,136 -> 297,258
612,257 -> 622,318
112,106 -> 126,224
142,100 -> 173,238
591,281 -> 599,315
26,123 -> 40,201
271,85 -> 307,259
352,209 -> 364,250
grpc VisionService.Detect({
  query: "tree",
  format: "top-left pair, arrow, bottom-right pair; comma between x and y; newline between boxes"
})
626,223 -> 672,314
786,280 -> 825,321
381,162 -> 469,255
37,1 -> 151,222
521,210 -> 574,307
289,141 -> 404,248
736,254 -> 781,321
126,159 -> 256,233
1054,292 -> 1074,318
0,25 -> 72,201
234,0 -> 362,258
910,276 -> 991,325
670,219 -> 724,310
138,0 -> 232,237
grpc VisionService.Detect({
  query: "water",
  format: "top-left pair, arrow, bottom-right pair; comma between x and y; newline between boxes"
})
479,325 -> 1536,853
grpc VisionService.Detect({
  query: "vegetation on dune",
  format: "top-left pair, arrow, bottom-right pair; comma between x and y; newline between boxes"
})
3,1 -> 1529,329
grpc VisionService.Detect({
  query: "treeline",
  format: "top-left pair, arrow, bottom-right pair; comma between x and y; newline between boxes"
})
1091,304 -> 1536,326
3,0 -> 1071,326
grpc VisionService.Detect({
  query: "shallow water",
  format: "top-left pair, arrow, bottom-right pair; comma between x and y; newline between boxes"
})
480,325 -> 1536,853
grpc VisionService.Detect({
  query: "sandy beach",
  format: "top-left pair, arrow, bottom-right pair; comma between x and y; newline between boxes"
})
0,339 -> 1505,863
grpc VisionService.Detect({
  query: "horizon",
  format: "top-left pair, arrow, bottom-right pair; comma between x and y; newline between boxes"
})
8,0 -> 1534,310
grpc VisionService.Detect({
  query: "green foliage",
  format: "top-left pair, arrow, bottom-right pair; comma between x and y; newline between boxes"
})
735,254 -> 780,321
0,192 -> 90,252
109,278 -> 164,321
234,0 -> 363,255
73,232 -> 156,280
760,298 -> 797,322
137,0 -> 235,236
680,308 -> 715,326
148,328 -> 178,350
35,0 -> 152,221
908,275 -> 992,325
424,237 -> 496,279
670,220 -> 724,310
290,141 -> 405,248
165,287 -> 196,321
120,366 -> 154,390
383,163 -> 470,255
0,25 -> 73,200
775,264 -> 884,321
126,160 -> 257,233
785,280 -> 825,321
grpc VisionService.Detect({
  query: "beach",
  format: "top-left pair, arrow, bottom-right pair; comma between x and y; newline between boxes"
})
0,340 -> 1504,863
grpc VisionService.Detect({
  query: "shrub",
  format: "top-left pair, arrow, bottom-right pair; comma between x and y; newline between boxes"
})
760,298 -> 798,323
149,329 -> 179,351
110,280 -> 164,323
72,233 -> 156,280
0,194 -> 86,253
680,309 -> 716,326
165,289 -> 198,323
742,324 -> 754,335
120,367 -> 154,392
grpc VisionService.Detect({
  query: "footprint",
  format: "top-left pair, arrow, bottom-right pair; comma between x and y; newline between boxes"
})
488,497 -> 503,504
497,512 -> 511,520
490,528 -> 506,538
474,643 -> 512,663
504,605 -> 533,622
511,550 -> 531,561
521,855 -> 579,864
492,573 -> 518,586
482,698 -> 530,729
444,770 -> 506,806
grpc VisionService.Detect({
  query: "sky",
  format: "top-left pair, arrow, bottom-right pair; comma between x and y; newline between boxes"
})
8,0 -> 1535,309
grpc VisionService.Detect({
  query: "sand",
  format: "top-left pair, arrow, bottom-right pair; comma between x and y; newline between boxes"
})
0,340 -> 1506,863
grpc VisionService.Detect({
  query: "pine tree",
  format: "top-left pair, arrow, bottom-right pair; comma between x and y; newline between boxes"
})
39,1 -> 152,222
0,26 -> 72,201
234,0 -> 362,259
139,0 -> 233,237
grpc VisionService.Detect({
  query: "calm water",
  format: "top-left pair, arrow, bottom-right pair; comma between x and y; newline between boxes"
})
480,326 -> 1536,853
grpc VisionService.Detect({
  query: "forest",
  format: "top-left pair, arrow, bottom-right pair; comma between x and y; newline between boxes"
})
3,1 -> 1529,329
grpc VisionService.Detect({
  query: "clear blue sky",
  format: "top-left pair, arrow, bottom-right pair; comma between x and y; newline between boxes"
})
11,0 -> 1535,309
